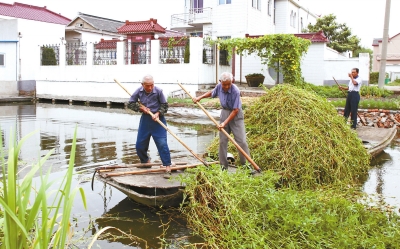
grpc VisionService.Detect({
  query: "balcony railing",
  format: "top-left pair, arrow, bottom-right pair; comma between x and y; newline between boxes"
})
376,53 -> 400,61
171,7 -> 212,28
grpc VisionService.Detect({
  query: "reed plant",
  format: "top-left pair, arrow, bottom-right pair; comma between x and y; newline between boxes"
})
0,127 -> 87,249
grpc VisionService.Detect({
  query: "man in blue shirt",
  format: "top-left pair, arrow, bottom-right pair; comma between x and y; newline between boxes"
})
339,68 -> 362,129
193,72 -> 251,170
128,74 -> 172,177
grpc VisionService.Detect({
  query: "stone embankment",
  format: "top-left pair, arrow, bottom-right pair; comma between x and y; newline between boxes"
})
338,109 -> 400,129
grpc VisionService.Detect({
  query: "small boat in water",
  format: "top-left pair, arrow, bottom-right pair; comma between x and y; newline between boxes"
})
95,162 -> 216,207
356,126 -> 398,157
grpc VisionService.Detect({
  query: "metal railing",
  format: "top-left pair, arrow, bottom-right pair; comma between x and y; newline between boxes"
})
66,43 -> 87,65
93,41 -> 117,65
40,44 -> 59,66
202,39 -> 214,64
159,37 -> 188,64
124,40 -> 151,64
171,7 -> 212,27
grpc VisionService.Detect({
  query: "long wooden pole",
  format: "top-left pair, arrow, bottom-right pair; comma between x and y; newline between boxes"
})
333,77 -> 366,126
95,162 -> 188,171
102,162 -> 217,178
114,79 -> 208,166
178,83 -> 261,172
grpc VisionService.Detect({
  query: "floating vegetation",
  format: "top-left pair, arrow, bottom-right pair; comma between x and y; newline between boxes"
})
207,84 -> 370,190
180,166 -> 400,249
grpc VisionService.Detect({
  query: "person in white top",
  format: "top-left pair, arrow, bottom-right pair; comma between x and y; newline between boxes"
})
338,68 -> 362,129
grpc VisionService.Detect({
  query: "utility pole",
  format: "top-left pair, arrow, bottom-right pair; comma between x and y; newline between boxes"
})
378,0 -> 391,88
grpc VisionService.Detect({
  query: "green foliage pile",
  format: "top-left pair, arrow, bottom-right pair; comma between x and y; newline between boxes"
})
207,84 -> 370,190
180,166 -> 400,249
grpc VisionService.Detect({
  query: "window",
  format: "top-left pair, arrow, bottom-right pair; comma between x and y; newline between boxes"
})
301,17 -> 303,31
219,0 -> 231,4
290,11 -> 293,27
252,0 -> 261,10
192,0 -> 203,9
0,54 -> 4,66
293,13 -> 297,28
268,0 -> 271,15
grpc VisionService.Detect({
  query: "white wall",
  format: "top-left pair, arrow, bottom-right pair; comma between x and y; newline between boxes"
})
36,37 -> 217,98
0,19 -> 18,94
326,53 -> 370,85
301,43 -> 325,85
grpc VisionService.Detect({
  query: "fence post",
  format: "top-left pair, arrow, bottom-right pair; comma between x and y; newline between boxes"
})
117,40 -> 124,65
87,43 -> 94,66
189,37 -> 202,65
59,43 -> 65,67
151,39 -> 160,65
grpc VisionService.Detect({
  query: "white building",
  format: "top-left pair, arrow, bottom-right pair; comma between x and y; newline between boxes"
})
0,2 -> 70,95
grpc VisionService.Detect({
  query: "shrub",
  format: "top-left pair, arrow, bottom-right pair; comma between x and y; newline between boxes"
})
369,72 -> 379,84
41,47 -> 57,65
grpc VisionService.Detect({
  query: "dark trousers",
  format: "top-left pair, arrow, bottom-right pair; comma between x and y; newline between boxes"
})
343,91 -> 360,129
136,114 -> 171,166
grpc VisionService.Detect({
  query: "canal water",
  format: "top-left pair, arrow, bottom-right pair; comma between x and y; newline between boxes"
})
1,103 -> 399,248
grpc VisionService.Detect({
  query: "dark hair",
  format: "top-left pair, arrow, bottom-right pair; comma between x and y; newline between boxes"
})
352,68 -> 359,73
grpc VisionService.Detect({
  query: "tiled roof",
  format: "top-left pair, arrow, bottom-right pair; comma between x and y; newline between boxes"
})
245,30 -> 329,43
69,13 -> 124,33
372,33 -> 400,46
293,30 -> 329,43
0,2 -> 70,25
372,38 -> 382,46
118,18 -> 166,34
95,39 -> 118,49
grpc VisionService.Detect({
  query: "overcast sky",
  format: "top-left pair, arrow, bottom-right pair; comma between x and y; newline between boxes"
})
2,0 -> 398,48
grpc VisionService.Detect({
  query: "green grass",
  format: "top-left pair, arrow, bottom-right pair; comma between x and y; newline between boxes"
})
0,126 -> 87,249
330,98 -> 400,110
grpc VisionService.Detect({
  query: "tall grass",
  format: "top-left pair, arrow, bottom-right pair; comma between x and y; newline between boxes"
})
0,126 -> 87,249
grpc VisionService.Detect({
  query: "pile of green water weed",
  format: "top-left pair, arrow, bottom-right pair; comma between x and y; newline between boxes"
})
207,84 -> 370,190
180,166 -> 400,249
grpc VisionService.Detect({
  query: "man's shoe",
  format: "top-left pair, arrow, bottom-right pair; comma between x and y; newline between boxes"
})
137,159 -> 152,168
163,170 -> 171,179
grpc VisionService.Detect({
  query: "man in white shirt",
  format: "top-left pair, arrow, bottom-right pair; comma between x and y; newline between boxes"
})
338,68 -> 362,129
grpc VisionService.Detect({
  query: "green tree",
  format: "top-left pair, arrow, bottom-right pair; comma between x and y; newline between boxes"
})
304,14 -> 360,53
41,47 -> 57,65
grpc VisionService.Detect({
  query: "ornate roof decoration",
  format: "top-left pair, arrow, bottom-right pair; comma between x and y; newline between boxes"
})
118,18 -> 166,34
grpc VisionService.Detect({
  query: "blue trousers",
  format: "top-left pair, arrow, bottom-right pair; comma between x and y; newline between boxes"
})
343,91 -> 360,129
136,114 -> 171,166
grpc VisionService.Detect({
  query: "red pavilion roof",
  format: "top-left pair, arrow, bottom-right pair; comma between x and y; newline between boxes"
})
0,2 -> 70,25
118,18 -> 166,34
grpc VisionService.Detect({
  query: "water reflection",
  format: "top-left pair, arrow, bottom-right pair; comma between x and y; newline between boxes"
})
363,132 -> 400,209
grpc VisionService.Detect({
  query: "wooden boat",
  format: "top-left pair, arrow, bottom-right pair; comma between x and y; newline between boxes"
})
356,126 -> 398,157
95,162 -> 216,207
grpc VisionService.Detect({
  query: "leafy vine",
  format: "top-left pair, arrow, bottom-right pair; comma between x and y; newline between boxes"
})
214,34 -> 311,85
